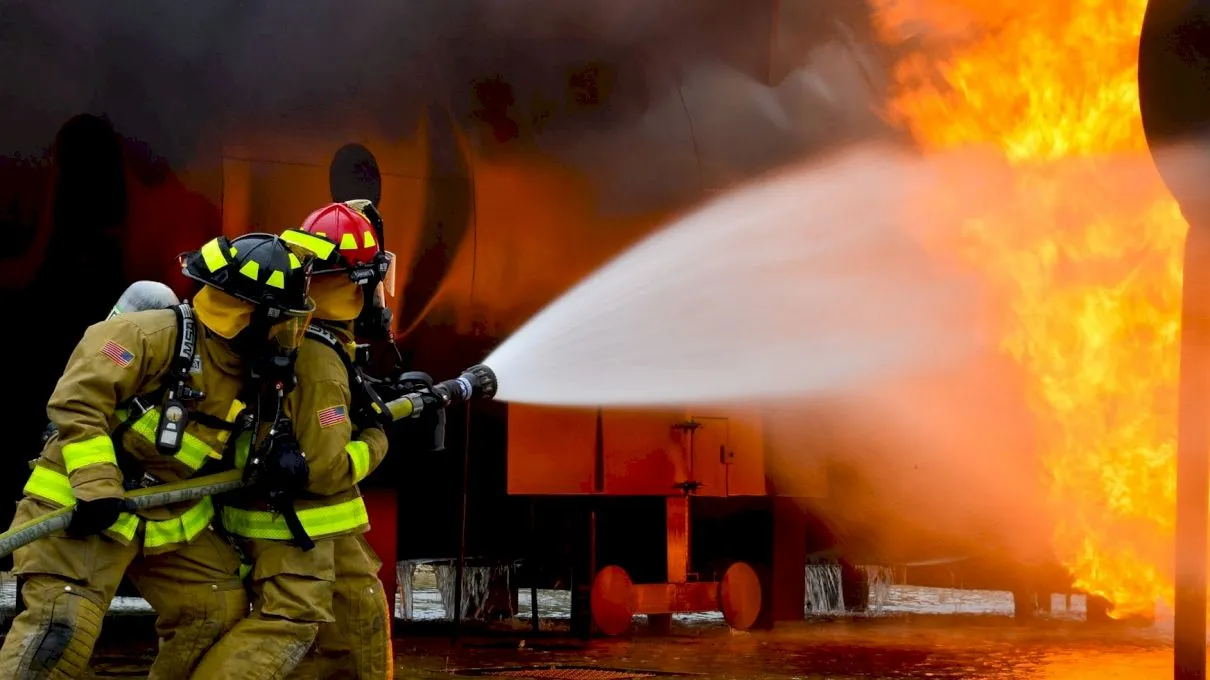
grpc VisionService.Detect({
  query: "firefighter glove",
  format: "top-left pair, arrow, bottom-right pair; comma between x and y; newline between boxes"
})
66,496 -> 127,539
263,421 -> 310,497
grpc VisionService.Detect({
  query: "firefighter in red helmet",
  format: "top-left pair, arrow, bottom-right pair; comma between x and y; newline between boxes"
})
192,200 -> 395,679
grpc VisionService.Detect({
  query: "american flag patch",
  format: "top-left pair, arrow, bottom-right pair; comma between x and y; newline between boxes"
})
100,340 -> 135,368
316,405 -> 347,428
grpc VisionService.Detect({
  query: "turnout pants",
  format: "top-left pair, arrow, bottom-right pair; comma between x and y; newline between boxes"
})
286,533 -> 393,680
191,537 -> 336,680
0,497 -> 247,680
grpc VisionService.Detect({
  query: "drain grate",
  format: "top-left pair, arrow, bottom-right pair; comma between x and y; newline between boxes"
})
460,665 -> 664,680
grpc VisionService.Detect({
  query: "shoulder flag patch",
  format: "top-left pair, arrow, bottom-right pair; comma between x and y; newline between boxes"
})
316,405 -> 348,429
101,340 -> 135,368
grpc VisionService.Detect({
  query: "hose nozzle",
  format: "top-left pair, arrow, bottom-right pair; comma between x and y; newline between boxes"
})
379,364 -> 499,421
432,364 -> 498,406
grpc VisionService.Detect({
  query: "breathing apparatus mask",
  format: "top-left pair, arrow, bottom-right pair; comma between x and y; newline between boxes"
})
240,305 -> 314,395
343,200 -> 397,341
355,271 -> 394,339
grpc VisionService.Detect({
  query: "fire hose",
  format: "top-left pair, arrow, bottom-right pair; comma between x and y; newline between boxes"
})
0,469 -> 244,559
0,364 -> 499,560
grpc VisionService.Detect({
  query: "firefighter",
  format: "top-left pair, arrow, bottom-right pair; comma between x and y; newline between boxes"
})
0,233 -> 316,679
192,201 -> 393,680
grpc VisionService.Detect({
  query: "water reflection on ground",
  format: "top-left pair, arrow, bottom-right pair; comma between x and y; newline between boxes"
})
405,619 -> 1172,680
77,581 -> 1185,679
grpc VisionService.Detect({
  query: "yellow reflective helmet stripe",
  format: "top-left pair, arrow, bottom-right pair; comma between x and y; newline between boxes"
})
21,466 -> 139,542
238,260 -> 260,281
288,253 -> 302,270
62,436 -> 118,473
221,497 -> 370,541
144,496 -> 214,550
265,270 -> 286,289
281,229 -> 337,261
200,238 -> 229,273
339,232 -> 358,251
363,231 -> 376,248
346,440 -> 371,484
23,465 -> 76,507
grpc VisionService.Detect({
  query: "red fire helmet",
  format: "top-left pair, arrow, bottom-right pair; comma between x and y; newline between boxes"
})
299,201 -> 380,269
283,200 -> 396,294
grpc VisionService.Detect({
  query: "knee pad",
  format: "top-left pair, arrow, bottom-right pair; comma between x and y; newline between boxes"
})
19,584 -> 105,679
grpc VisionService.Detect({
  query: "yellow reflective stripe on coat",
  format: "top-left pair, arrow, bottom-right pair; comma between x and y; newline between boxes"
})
233,431 -> 253,471
22,466 -> 138,541
106,512 -> 140,542
23,466 -> 76,507
144,496 -> 215,550
61,435 -> 119,473
125,409 -> 221,471
346,441 -> 371,483
220,497 -> 370,541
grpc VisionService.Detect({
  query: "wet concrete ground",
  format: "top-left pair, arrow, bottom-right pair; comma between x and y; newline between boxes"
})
82,615 -> 1174,679
70,580 -> 1181,679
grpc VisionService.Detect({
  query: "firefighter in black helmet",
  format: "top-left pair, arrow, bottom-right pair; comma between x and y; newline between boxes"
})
181,232 -> 317,372
0,233 -> 315,679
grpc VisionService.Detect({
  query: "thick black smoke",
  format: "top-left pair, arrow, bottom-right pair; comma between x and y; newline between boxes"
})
0,0 -> 892,193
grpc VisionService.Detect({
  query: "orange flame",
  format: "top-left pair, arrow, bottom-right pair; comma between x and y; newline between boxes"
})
871,0 -> 1186,616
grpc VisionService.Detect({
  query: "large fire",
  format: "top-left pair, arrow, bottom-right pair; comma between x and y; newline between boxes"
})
870,0 -> 1187,616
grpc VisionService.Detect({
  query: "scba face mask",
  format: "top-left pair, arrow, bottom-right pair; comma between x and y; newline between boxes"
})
245,306 -> 314,395
269,310 -> 314,353
353,251 -> 396,340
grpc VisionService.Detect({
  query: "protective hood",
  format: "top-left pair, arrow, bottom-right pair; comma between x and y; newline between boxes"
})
309,273 -> 364,322
194,286 -> 255,339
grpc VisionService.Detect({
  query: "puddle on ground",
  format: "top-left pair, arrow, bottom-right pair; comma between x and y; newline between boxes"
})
70,577 -> 1186,679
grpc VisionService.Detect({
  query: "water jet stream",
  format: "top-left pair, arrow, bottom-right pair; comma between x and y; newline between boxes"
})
483,143 -> 989,408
